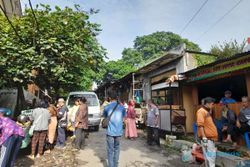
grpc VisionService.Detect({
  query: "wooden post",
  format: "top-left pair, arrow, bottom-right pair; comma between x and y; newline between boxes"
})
245,73 -> 250,96
192,86 -> 199,109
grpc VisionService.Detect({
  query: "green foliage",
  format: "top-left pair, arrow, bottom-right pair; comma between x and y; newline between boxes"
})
121,31 -> 200,67
122,48 -> 143,68
194,39 -> 246,66
99,60 -> 136,83
0,5 -> 106,94
100,31 -> 200,83
210,40 -> 246,59
194,54 -> 216,66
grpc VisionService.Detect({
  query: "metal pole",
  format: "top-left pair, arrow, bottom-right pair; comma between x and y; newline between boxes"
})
104,87 -> 107,98
170,82 -> 173,135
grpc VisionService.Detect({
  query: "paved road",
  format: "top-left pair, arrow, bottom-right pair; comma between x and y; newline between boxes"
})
76,129 -> 199,167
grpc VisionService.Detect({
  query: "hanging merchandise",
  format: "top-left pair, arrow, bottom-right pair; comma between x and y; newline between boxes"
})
135,90 -> 142,103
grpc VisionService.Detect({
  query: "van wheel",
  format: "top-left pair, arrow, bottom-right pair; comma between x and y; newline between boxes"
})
94,125 -> 99,131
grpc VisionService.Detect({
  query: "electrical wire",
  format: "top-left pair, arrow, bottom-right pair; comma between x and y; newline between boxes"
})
180,0 -> 209,35
28,0 -> 40,33
197,0 -> 243,41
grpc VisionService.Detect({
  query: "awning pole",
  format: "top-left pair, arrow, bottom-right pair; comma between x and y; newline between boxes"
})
170,82 -> 173,135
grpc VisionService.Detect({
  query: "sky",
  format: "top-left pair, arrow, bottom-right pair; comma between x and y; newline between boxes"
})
21,0 -> 250,60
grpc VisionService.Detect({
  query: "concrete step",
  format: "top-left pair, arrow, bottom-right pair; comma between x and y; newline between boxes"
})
164,136 -> 250,167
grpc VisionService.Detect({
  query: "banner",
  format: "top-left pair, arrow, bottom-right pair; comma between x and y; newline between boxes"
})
187,54 -> 250,82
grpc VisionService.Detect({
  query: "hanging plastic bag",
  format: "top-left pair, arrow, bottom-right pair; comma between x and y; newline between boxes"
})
181,146 -> 195,163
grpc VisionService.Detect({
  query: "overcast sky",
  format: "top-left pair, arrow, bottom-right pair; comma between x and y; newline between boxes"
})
21,0 -> 250,60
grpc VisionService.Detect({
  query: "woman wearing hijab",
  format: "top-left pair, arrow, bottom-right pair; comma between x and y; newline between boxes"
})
125,100 -> 138,140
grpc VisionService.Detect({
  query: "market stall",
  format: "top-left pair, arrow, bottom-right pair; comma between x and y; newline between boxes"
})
178,51 -> 250,140
151,75 -> 186,134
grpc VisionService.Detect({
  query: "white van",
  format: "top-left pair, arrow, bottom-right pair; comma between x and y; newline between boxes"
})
66,91 -> 101,131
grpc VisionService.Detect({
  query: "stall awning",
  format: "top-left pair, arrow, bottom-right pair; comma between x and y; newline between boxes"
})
152,82 -> 179,90
183,51 -> 250,82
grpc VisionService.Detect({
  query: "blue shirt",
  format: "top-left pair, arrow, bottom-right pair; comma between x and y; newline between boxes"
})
103,102 -> 126,136
220,97 -> 236,104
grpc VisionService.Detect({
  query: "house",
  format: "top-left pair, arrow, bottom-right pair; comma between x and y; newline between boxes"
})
96,44 -> 203,133
0,0 -> 22,17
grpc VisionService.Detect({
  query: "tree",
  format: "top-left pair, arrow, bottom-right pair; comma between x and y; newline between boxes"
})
210,40 -> 246,59
193,39 -> 247,66
98,31 -> 201,83
122,31 -> 200,67
100,60 -> 136,83
121,48 -> 143,68
0,4 -> 106,95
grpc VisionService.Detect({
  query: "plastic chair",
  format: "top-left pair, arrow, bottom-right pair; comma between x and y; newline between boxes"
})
244,132 -> 250,149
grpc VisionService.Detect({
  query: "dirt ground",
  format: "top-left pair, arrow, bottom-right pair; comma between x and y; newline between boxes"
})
15,129 -> 199,167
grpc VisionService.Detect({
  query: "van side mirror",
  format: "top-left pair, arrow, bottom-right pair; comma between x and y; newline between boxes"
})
5,109 -> 12,116
0,108 -> 12,117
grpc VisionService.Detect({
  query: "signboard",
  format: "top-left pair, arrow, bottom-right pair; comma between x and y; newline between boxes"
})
187,54 -> 250,82
151,82 -> 179,90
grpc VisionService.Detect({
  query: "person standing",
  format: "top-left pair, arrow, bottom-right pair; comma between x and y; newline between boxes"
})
125,100 -> 138,140
197,97 -> 218,167
0,108 -> 24,167
74,97 -> 88,150
103,93 -> 126,167
68,98 -> 80,139
29,101 -> 51,159
46,105 -> 58,153
146,99 -> 160,146
120,99 -> 128,111
56,98 -> 68,148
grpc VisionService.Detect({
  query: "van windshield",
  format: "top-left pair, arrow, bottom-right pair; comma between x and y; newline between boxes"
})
68,94 -> 99,107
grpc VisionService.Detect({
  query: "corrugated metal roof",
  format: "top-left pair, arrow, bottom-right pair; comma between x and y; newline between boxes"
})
136,53 -> 182,74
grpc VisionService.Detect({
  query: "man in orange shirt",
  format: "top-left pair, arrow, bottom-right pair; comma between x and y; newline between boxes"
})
197,97 -> 218,167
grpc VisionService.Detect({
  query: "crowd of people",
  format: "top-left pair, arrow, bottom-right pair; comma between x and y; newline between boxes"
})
101,96 -> 160,145
196,90 -> 250,167
0,90 -> 160,167
101,93 -> 160,167
28,97 -> 89,160
8,90 -> 250,167
0,96 -> 89,167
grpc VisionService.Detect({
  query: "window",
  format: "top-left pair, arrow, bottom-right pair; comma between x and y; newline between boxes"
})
152,88 -> 180,106
68,94 -> 99,107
